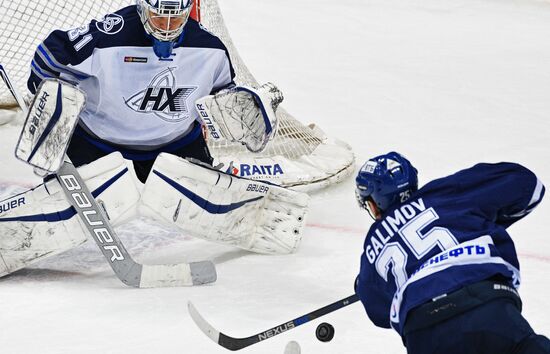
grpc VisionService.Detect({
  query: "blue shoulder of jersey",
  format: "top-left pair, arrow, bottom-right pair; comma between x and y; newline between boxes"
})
423,162 -> 545,227
28,6 -> 146,93
28,5 -> 236,93
180,19 -> 236,81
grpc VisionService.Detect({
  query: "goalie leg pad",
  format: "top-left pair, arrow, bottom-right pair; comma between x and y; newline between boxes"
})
0,152 -> 140,277
0,180 -> 86,277
139,153 -> 309,254
76,152 -> 141,226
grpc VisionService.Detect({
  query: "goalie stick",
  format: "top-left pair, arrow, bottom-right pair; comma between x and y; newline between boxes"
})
0,64 -> 27,115
0,65 -> 217,288
188,294 -> 359,351
56,161 -> 216,287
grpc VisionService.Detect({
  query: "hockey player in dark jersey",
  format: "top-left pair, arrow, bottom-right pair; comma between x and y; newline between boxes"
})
355,152 -> 550,354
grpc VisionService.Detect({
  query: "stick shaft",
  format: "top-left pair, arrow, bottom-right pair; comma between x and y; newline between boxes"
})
190,294 -> 359,351
0,64 -> 28,114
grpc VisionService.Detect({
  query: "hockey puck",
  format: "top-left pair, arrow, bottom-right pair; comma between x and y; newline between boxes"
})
315,322 -> 335,342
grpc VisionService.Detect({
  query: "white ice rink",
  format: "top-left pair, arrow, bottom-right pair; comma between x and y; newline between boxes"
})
0,0 -> 549,353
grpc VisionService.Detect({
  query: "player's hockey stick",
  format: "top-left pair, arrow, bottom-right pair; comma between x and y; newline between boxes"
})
188,294 -> 359,351
0,65 -> 217,287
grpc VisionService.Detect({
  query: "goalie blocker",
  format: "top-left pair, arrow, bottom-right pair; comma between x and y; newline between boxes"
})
15,79 -> 85,174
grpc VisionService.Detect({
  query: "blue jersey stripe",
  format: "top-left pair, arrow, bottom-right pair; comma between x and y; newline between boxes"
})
31,61 -> 55,80
38,45 -> 89,80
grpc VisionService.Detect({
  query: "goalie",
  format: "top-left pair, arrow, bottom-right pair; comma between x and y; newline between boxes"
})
27,0 -> 280,182
0,0 -> 308,279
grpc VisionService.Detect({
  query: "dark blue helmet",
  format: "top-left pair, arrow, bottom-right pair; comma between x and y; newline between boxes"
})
355,152 -> 418,218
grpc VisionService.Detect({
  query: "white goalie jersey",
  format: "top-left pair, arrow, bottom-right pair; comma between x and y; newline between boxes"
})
28,5 -> 235,149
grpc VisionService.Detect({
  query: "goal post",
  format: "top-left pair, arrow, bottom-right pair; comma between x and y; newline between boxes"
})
0,0 -> 355,190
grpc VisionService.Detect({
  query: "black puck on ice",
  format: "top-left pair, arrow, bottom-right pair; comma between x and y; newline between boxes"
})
315,322 -> 335,342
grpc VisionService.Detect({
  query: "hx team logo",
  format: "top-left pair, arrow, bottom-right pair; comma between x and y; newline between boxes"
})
125,67 -> 197,122
226,163 -> 284,178
95,13 -> 124,35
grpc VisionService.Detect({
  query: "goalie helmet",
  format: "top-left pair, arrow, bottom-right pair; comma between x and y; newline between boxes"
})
136,0 -> 194,42
355,151 -> 418,219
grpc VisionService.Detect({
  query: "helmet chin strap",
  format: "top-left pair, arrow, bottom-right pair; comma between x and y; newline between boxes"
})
366,198 -> 383,220
151,30 -> 186,59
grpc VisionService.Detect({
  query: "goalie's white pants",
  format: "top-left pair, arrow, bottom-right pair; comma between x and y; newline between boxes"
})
0,153 -> 140,277
139,153 -> 309,254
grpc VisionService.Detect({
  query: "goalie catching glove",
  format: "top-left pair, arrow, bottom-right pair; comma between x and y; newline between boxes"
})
196,83 -> 283,153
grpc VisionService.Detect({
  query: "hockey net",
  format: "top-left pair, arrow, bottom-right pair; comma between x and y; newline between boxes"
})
0,0 -> 354,190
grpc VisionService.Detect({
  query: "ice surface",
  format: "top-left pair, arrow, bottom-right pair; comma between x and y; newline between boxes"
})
0,0 -> 549,353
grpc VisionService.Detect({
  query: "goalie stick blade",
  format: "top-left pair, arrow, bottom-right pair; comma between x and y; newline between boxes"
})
188,294 -> 360,351
190,260 -> 218,285
139,261 -> 217,288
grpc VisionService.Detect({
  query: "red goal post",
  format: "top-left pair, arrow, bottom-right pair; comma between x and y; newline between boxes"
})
191,0 -> 201,22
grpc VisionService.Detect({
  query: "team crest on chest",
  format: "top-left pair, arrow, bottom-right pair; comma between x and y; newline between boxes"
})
125,67 -> 197,122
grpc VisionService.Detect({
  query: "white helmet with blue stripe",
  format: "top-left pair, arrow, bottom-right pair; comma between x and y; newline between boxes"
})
137,0 -> 194,42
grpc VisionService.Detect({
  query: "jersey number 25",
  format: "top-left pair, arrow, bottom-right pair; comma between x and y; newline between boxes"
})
375,208 -> 459,288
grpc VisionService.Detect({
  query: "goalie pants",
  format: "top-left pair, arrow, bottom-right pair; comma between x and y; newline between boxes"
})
67,122 -> 213,183
403,280 -> 550,354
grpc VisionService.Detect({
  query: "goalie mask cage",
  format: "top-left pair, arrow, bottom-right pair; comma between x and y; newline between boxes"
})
0,0 -> 354,191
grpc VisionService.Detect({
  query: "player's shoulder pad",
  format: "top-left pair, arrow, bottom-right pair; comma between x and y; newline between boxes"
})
40,5 -> 149,66
181,19 -> 229,52
87,5 -> 151,49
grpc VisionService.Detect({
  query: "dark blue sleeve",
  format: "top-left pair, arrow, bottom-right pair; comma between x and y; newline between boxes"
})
210,43 -> 235,94
355,256 -> 392,328
454,163 -> 545,228
27,22 -> 100,94
356,286 -> 392,328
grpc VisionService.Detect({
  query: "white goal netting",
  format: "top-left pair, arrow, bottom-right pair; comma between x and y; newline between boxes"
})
0,0 -> 354,190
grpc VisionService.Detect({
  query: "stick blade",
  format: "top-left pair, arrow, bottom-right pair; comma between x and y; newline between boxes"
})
188,301 -> 221,343
139,261 -> 217,288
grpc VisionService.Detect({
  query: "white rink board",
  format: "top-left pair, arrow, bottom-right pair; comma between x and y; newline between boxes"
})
0,0 -> 549,353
